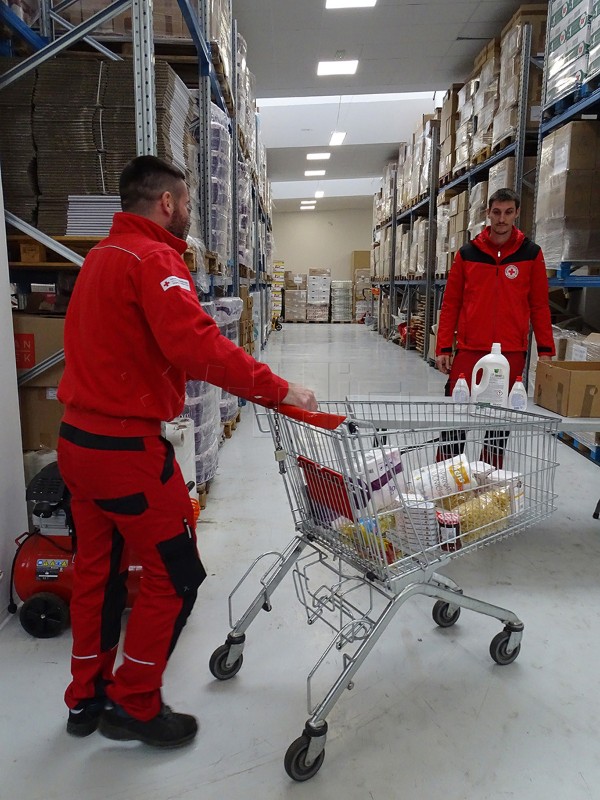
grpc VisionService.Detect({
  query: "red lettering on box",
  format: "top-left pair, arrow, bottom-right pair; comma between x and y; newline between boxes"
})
14,333 -> 35,369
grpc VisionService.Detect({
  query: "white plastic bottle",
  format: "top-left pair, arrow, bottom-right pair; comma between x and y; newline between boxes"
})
470,343 -> 510,407
452,373 -> 470,403
508,375 -> 528,411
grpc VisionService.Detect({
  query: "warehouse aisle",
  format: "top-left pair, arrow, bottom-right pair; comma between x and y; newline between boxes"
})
1,323 -> 600,800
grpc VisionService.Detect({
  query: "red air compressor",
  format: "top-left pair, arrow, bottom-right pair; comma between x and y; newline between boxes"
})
8,461 -> 200,638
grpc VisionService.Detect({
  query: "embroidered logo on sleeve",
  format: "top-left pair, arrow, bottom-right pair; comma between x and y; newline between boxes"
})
160,276 -> 191,292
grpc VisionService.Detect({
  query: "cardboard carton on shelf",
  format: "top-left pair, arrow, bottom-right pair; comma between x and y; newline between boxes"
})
12,314 -> 65,387
534,360 -> 600,417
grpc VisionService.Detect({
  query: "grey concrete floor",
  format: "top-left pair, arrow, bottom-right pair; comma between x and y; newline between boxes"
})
1,323 -> 600,800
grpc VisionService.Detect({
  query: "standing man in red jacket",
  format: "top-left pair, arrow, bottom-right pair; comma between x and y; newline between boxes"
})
435,187 -> 555,464
58,155 -> 317,748
436,187 -> 555,393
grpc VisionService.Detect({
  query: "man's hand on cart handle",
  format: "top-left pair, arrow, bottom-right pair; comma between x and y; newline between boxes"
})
283,383 -> 318,412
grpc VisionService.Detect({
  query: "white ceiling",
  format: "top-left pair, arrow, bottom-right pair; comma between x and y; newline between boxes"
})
231,0 -> 547,212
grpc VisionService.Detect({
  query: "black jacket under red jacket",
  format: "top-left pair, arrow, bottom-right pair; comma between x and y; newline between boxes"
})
58,213 -> 289,437
436,226 -> 555,357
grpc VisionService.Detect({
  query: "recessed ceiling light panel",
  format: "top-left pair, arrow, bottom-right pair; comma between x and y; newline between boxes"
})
329,131 -> 346,146
306,152 -> 331,160
305,170 -> 326,176
317,60 -> 359,76
315,191 -> 325,198
326,0 -> 377,7
300,206 -> 316,211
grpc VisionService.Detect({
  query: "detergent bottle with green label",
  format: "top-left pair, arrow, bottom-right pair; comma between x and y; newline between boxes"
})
471,343 -> 510,407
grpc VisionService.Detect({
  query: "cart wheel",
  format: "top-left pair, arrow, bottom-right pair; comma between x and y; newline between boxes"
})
490,630 -> 521,665
209,643 -> 243,680
284,735 -> 325,781
432,600 -> 461,628
19,593 -> 70,638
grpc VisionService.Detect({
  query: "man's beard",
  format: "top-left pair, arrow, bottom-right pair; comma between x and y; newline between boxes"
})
167,207 -> 190,240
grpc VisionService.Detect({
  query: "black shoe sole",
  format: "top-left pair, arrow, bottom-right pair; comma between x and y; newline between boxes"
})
66,719 -> 100,737
98,718 -> 197,749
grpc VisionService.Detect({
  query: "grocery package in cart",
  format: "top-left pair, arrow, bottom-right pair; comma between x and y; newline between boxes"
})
209,401 -> 559,781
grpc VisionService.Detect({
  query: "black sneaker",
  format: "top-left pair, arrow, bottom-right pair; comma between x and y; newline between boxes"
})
66,698 -> 105,737
98,703 -> 198,748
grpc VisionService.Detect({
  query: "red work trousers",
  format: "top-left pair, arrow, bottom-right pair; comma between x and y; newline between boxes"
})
438,350 -> 527,467
57,423 -> 206,721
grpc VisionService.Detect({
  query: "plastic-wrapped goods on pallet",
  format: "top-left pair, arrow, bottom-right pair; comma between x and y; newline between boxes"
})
250,291 -> 261,346
214,298 -> 243,421
331,281 -> 353,322
209,0 -> 233,85
162,417 -> 196,489
183,302 -> 220,486
285,290 -> 307,322
306,303 -> 329,322
546,1 -> 592,105
534,120 -> 600,264
237,157 -> 252,268
185,235 -> 209,295
236,33 -> 248,138
211,103 -> 232,267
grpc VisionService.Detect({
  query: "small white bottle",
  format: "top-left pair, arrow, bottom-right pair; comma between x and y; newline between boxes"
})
452,373 -> 470,403
471,343 -> 510,407
508,375 -> 528,411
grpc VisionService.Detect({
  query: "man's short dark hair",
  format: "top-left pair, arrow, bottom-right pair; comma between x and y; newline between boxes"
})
119,155 -> 186,212
488,187 -> 520,211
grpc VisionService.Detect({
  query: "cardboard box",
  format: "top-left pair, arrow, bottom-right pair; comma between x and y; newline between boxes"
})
534,360 -> 600,417
19,387 -> 64,450
284,271 -> 307,290
351,251 -> 370,270
12,314 -> 65,387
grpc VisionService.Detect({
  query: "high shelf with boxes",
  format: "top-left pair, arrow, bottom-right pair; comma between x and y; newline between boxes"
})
527,0 -> 600,458
429,6 -> 547,364
370,5 -> 546,361
0,1 -> 272,482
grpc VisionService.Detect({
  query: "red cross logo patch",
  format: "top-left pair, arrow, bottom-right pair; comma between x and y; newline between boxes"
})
505,265 -> 519,280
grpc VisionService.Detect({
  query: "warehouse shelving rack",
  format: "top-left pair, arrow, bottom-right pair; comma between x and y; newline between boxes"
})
0,0 -> 274,383
373,21 -> 538,366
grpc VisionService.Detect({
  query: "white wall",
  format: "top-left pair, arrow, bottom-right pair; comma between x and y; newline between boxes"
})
0,173 -> 28,626
272,208 -> 372,280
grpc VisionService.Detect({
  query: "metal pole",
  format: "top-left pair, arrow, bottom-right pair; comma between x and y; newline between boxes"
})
132,0 -> 157,156
514,22 -> 532,197
423,118 -> 440,361
199,0 -> 212,250
231,17 -> 239,298
387,166 -> 398,340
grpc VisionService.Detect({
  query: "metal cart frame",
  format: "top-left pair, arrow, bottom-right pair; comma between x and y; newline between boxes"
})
209,400 -> 559,781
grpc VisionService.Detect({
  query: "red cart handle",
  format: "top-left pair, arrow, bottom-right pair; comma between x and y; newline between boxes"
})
255,399 -> 346,430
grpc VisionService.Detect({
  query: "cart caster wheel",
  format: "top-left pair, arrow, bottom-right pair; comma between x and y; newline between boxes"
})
275,323 -> 282,331
209,643 -> 243,680
432,600 -> 461,628
284,735 -> 325,781
490,630 -> 521,665
19,593 -> 69,638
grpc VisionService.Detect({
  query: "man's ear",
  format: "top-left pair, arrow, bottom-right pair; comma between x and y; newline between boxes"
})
159,190 -> 173,216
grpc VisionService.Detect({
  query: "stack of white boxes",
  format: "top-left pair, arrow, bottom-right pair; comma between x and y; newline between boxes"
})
306,268 -> 331,322
547,0 -> 592,104
588,0 -> 600,78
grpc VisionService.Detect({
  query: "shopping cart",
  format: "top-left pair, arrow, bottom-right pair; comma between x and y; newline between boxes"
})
209,400 -> 559,781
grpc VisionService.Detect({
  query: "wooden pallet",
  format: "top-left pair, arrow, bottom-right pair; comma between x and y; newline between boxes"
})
222,410 -> 242,439
210,41 -> 235,118
204,250 -> 221,275
330,319 -> 353,323
196,479 -> 212,510
471,145 -> 492,166
7,234 -> 102,267
492,135 -> 515,155
558,432 -> 600,464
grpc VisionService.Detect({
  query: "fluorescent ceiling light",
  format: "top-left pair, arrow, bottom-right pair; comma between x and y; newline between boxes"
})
301,200 -> 316,205
326,0 -> 377,7
300,206 -> 316,211
329,131 -> 346,146
257,91 -> 439,106
306,152 -> 331,160
305,170 -> 326,176
315,191 -> 325,198
317,60 -> 359,76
